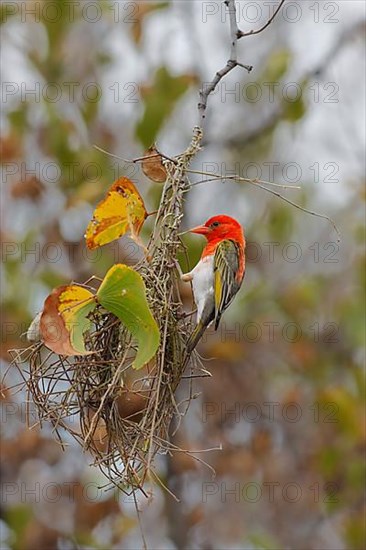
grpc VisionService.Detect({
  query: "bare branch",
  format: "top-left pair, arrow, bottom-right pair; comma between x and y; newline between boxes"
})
93,144 -> 177,165
197,0 -> 287,126
218,19 -> 366,150
185,168 -> 341,241
250,179 -> 341,242
186,168 -> 301,189
237,0 -> 286,38
198,0 -> 253,126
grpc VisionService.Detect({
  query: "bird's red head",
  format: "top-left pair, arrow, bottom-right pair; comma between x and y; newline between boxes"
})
189,215 -> 244,244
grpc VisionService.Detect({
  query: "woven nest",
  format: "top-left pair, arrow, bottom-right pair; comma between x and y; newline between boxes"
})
9,128 -> 209,496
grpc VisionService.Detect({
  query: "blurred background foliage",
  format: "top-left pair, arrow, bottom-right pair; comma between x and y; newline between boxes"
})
1,1 -> 365,549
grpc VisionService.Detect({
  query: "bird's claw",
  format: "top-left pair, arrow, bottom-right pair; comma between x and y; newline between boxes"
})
169,258 -> 192,281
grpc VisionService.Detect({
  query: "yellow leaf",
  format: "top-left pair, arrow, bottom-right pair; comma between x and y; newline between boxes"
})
85,177 -> 147,249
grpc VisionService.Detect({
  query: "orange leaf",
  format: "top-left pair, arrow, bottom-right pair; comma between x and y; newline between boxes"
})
141,145 -> 167,183
85,177 -> 147,249
40,285 -> 95,356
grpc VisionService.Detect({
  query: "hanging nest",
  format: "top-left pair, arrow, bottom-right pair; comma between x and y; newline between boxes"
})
9,128 -> 209,496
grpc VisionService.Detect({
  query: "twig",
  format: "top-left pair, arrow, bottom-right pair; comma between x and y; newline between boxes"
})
198,0 -> 253,126
186,169 -> 300,189
189,177 -> 298,189
93,144 -> 177,165
221,19 -> 365,151
252,180 -> 341,241
185,168 -> 340,240
197,0 -> 288,126
237,0 -> 286,38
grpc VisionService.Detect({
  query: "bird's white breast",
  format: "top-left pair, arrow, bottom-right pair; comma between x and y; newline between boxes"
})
190,255 -> 214,323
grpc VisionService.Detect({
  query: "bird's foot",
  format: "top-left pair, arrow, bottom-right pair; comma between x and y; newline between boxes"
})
181,272 -> 193,282
169,259 -> 193,281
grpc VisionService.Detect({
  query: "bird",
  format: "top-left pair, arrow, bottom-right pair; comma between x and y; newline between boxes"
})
181,215 -> 246,354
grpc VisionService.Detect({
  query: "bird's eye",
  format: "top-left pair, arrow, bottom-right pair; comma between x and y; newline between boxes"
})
211,221 -> 220,228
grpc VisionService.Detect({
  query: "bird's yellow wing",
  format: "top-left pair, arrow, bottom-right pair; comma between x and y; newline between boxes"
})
214,239 -> 242,329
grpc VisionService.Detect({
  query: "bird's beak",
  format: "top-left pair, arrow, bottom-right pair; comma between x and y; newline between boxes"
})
188,224 -> 210,235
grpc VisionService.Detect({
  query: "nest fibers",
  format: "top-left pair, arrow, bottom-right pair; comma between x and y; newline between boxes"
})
9,128 -> 211,496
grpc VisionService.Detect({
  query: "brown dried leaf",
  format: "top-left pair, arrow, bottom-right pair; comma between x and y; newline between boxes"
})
0,133 -> 22,162
40,286 -> 95,356
22,522 -> 60,550
141,145 -> 167,183
11,176 -> 44,201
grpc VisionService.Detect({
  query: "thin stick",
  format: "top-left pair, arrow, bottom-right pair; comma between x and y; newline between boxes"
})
254,180 -> 341,241
238,0 -> 286,38
186,171 -> 300,190
185,169 -> 340,240
133,490 -> 148,550
93,144 -> 177,165
93,145 -> 131,163
198,0 -> 253,126
197,0 -> 287,125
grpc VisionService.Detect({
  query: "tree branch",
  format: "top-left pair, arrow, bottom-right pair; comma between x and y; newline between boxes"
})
185,169 -> 341,241
222,19 -> 366,150
198,0 -> 253,126
197,0 -> 287,127
237,0 -> 286,38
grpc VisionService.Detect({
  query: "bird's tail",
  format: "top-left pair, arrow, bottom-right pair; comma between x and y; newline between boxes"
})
187,321 -> 206,354
182,321 -> 206,368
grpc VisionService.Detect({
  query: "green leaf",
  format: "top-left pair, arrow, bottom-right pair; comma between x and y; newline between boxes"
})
249,532 -> 281,549
136,66 -> 194,147
262,48 -> 292,82
283,95 -> 306,122
97,264 -> 160,369
4,504 -> 33,549
283,77 -> 307,122
345,513 -> 366,550
268,203 -> 294,241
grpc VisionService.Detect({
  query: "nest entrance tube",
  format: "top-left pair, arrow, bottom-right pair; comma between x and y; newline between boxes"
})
10,128 -> 208,496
